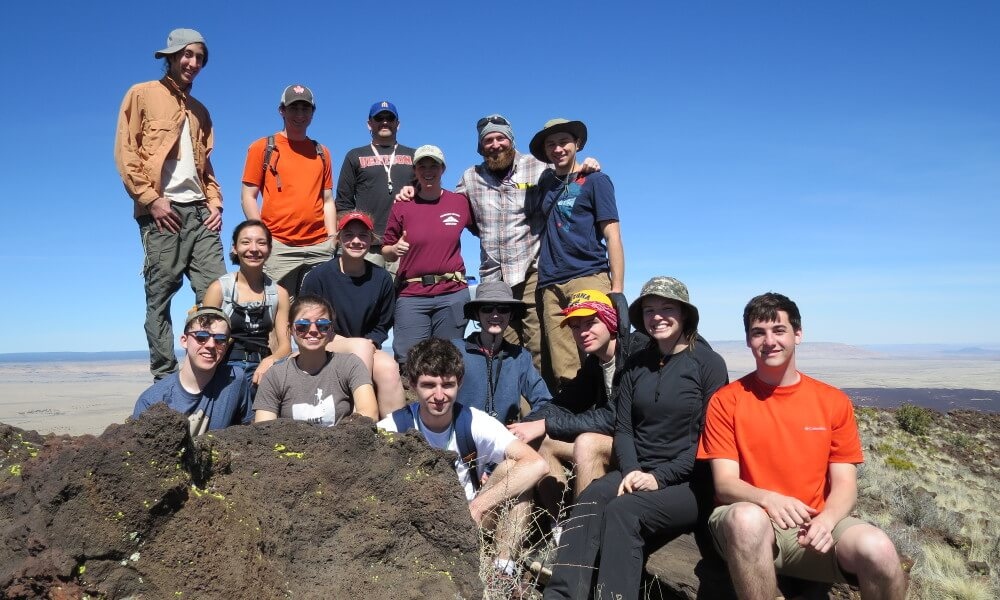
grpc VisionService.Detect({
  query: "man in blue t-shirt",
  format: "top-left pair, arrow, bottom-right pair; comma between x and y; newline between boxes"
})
526,118 -> 625,393
133,307 -> 250,433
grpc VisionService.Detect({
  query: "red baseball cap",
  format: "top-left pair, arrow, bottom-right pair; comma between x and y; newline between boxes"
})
337,211 -> 374,231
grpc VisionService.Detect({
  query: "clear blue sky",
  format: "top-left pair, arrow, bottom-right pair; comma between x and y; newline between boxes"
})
1,0 -> 998,353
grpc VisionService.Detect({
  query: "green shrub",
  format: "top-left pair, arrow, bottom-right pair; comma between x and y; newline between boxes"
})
895,404 -> 933,436
943,431 -> 976,451
884,455 -> 916,471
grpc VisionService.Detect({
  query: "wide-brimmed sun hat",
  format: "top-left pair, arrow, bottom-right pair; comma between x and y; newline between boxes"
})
464,281 -> 527,321
628,276 -> 700,336
528,118 -> 587,163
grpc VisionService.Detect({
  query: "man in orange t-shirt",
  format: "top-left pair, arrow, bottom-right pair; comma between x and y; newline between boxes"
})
241,84 -> 335,294
697,293 -> 907,599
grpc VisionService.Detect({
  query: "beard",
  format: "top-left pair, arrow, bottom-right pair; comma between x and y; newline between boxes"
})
484,147 -> 516,173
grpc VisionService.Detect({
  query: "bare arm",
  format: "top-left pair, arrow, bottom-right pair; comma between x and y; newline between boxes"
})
381,230 -> 408,263
351,384 -> 379,421
241,183 -> 262,220
601,220 -> 624,294
322,188 -> 337,240
254,410 -> 278,423
468,439 -> 549,524
799,463 -> 858,553
710,458 -> 817,529
254,286 -> 292,385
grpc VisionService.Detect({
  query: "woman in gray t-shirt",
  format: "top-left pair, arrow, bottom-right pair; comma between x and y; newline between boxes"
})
253,295 -> 378,425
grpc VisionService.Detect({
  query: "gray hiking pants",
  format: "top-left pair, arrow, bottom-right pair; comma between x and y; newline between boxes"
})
137,202 -> 225,379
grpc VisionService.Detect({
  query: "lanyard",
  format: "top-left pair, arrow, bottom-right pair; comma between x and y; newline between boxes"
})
370,143 -> 398,194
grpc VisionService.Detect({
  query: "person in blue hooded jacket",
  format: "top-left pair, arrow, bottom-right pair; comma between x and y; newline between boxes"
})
451,281 -> 550,425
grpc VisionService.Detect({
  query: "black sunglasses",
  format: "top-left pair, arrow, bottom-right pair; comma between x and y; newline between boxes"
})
476,115 -> 510,130
371,113 -> 397,123
187,330 -> 230,345
478,304 -> 513,315
293,318 -> 333,334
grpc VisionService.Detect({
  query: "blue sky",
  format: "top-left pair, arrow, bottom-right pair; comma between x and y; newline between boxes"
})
1,0 -> 998,353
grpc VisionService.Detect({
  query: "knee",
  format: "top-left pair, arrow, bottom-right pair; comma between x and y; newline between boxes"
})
721,503 -> 772,546
373,350 -> 398,378
572,433 -> 610,464
848,527 -> 902,575
603,497 -> 640,531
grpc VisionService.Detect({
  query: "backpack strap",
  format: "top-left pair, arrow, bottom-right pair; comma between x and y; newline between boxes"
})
452,403 -> 480,492
218,272 -> 237,319
391,402 -> 419,432
262,135 -> 281,190
263,275 -> 279,322
262,135 -> 326,192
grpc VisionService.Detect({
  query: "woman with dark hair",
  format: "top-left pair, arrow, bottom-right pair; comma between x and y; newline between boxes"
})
253,294 -> 378,424
544,276 -> 728,600
203,220 -> 290,402
451,281 -> 550,425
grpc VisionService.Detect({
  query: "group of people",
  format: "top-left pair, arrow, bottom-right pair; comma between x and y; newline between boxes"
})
121,28 -> 908,600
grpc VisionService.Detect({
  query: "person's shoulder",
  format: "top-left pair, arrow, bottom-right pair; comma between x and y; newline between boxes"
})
690,340 -> 727,367
712,374 -> 756,401
332,351 -> 367,371
397,143 -> 417,154
123,79 -> 160,96
341,144 -> 370,158
799,372 -> 850,401
139,372 -> 178,398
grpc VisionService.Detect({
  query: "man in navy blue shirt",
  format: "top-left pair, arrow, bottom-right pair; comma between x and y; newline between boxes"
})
133,307 -> 250,434
526,119 -> 625,393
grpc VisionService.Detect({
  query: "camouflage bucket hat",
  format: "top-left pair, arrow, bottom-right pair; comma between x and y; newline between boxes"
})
628,276 -> 699,336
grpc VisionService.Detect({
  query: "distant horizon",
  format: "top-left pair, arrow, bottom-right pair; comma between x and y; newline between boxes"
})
3,340 -> 999,363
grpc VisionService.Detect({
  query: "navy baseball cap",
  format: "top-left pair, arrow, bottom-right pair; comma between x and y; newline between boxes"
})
369,101 -> 398,119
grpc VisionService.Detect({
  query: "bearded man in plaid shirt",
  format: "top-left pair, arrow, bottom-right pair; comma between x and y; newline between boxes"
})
451,115 -> 600,377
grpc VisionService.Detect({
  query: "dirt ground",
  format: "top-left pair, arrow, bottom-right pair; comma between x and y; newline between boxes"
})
0,405 -> 483,599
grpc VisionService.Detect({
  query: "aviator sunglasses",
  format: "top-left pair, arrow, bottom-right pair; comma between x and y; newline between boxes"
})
187,331 -> 230,345
293,318 -> 333,334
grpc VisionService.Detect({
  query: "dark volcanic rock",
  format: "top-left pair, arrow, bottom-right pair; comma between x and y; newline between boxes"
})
0,405 -> 482,599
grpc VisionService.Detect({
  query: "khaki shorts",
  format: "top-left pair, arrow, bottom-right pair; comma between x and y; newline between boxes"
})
708,504 -> 865,583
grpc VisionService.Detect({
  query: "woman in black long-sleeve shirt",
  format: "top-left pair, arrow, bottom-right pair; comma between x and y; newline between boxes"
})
544,277 -> 728,600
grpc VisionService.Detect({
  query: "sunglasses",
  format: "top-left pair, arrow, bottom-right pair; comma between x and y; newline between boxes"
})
478,305 -> 513,315
371,113 -> 397,123
293,318 -> 333,334
187,331 -> 230,345
477,115 -> 510,129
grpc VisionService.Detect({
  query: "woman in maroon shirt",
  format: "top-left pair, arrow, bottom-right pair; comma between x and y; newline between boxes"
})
382,145 -> 478,364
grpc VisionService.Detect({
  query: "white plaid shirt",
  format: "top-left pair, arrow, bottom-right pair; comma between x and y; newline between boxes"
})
456,152 -> 547,286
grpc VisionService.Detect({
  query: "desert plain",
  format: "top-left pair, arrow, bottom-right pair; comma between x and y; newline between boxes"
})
1,342 -> 997,436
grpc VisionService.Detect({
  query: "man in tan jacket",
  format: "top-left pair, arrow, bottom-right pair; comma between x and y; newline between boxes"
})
115,28 -> 226,380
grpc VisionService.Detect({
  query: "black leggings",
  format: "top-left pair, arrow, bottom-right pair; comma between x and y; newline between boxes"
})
543,470 -> 700,600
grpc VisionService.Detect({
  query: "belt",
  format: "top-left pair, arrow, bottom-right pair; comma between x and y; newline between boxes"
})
405,272 -> 467,286
228,348 -> 263,363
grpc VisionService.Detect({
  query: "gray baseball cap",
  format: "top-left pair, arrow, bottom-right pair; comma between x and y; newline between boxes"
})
280,84 -> 315,107
154,28 -> 208,64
